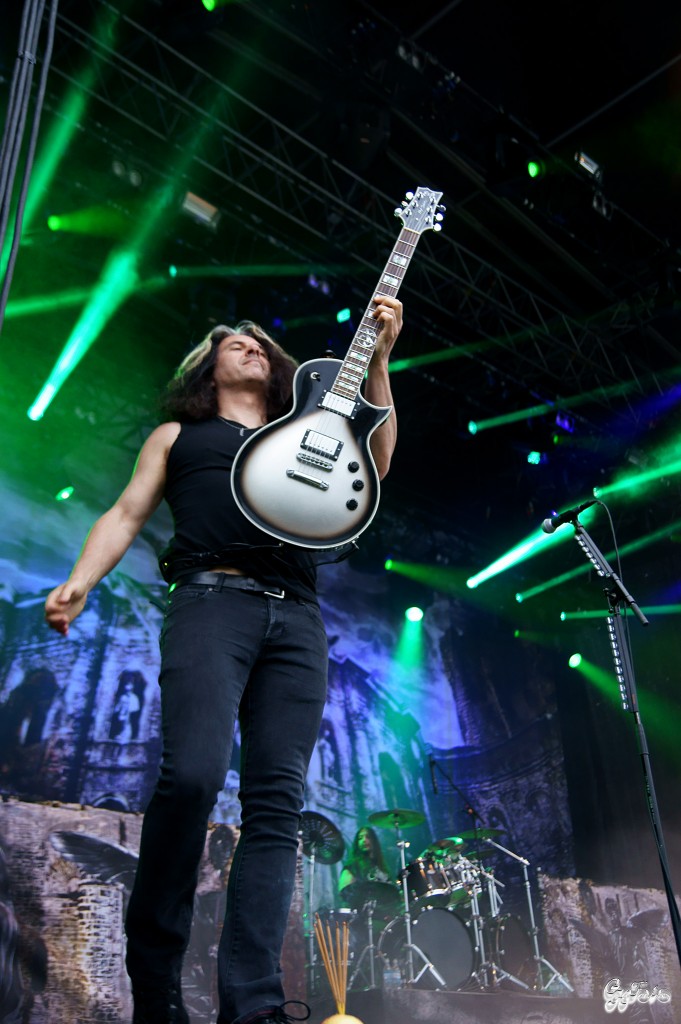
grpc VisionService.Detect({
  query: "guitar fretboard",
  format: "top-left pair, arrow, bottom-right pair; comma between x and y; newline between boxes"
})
329,228 -> 420,402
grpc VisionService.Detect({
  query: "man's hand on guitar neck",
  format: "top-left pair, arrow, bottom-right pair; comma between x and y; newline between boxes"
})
371,294 -> 403,365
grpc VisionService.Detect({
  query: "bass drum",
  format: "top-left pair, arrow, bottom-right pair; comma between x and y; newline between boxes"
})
484,914 -> 535,989
378,908 -> 475,991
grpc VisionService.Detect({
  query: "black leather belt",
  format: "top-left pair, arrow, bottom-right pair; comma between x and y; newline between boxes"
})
171,571 -> 286,599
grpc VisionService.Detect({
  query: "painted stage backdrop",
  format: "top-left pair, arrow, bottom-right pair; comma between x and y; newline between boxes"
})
0,444 -> 679,1021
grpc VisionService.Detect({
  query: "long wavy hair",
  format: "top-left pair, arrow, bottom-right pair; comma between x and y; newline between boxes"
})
350,826 -> 389,874
160,321 -> 298,423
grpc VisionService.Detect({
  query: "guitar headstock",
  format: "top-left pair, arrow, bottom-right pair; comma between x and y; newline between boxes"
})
394,187 -> 445,234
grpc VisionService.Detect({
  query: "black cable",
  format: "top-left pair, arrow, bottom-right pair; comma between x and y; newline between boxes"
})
0,0 -> 59,330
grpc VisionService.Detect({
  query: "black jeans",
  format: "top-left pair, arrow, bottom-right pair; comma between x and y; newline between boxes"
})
125,580 -> 328,1024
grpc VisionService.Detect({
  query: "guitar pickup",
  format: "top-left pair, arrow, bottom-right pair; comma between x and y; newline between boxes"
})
301,429 -> 343,460
286,470 -> 330,490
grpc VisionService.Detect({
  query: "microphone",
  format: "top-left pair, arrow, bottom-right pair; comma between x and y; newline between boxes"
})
541,499 -> 598,534
429,755 -> 438,795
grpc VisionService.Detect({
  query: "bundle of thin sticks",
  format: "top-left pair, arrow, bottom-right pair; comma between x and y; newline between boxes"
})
314,912 -> 349,1015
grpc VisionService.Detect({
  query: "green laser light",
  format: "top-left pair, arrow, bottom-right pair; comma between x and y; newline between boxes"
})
336,307 -> 351,323
55,486 -> 74,501
568,652 -> 583,669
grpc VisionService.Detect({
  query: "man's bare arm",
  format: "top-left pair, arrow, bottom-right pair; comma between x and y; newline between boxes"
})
44,421 -> 180,635
366,295 -> 402,479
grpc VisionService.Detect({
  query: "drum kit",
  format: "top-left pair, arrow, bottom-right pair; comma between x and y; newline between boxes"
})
301,807 -> 572,997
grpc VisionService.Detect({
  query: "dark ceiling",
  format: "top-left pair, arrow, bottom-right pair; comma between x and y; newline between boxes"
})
2,0 -> 681,611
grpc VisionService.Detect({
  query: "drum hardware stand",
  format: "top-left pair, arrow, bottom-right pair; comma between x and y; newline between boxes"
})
299,811 -> 346,998
482,836 -> 573,993
394,829 -> 447,988
304,847 -> 320,995
347,899 -> 378,990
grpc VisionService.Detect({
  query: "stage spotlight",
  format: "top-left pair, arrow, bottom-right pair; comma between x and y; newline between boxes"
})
526,159 -> 545,179
336,307 -> 351,323
55,486 -> 74,501
181,191 -> 221,229
405,606 -> 424,622
385,558 -> 394,571
574,151 -> 603,183
527,450 -> 547,465
568,653 -> 583,668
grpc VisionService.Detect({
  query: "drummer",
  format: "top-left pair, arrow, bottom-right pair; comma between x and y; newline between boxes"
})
338,826 -> 390,893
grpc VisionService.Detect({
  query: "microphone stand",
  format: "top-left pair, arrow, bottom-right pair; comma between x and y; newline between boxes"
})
430,757 -> 483,831
570,518 -> 681,970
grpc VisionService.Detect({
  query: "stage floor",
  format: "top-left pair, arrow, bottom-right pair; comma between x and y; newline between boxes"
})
308,987 -> 619,1024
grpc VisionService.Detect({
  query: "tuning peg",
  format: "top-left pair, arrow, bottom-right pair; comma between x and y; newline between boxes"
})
437,204 -> 446,212
405,191 -> 414,200
435,213 -> 444,222
433,224 -> 442,231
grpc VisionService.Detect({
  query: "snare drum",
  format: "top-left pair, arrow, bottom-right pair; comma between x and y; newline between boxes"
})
401,855 -> 451,906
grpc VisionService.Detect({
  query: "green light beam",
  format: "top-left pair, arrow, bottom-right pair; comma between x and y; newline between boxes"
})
515,517 -> 681,602
388,339 -> 491,374
560,604 -> 681,620
27,82 -> 224,418
384,561 -> 473,596
594,456 -> 681,500
1,2 -> 124,276
6,275 -> 168,320
576,657 -> 681,760
470,367 -> 681,434
28,249 -> 139,419
46,204 -> 133,238
394,616 -> 425,674
168,263 -> 358,279
469,401 -> 555,431
466,504 -> 598,589
575,657 -> 620,705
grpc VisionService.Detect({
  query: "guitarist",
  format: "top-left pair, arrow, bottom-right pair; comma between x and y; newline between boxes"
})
44,294 -> 402,1024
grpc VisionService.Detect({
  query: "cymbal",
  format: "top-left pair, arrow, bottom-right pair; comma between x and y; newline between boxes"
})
368,808 -> 425,829
300,811 -> 345,865
454,828 -> 504,840
339,881 -> 402,914
424,836 -> 467,859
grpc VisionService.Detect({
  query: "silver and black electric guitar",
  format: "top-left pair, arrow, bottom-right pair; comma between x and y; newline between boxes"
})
231,187 -> 445,549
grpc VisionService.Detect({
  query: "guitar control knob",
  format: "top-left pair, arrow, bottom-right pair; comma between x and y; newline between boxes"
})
348,461 -> 359,472
346,499 -> 359,510
352,479 -> 364,491
310,372 -> 321,381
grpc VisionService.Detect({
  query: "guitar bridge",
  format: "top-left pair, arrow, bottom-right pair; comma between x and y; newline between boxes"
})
297,452 -> 333,471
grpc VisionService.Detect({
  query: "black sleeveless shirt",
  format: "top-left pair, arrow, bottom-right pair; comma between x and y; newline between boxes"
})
160,417 -> 318,601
